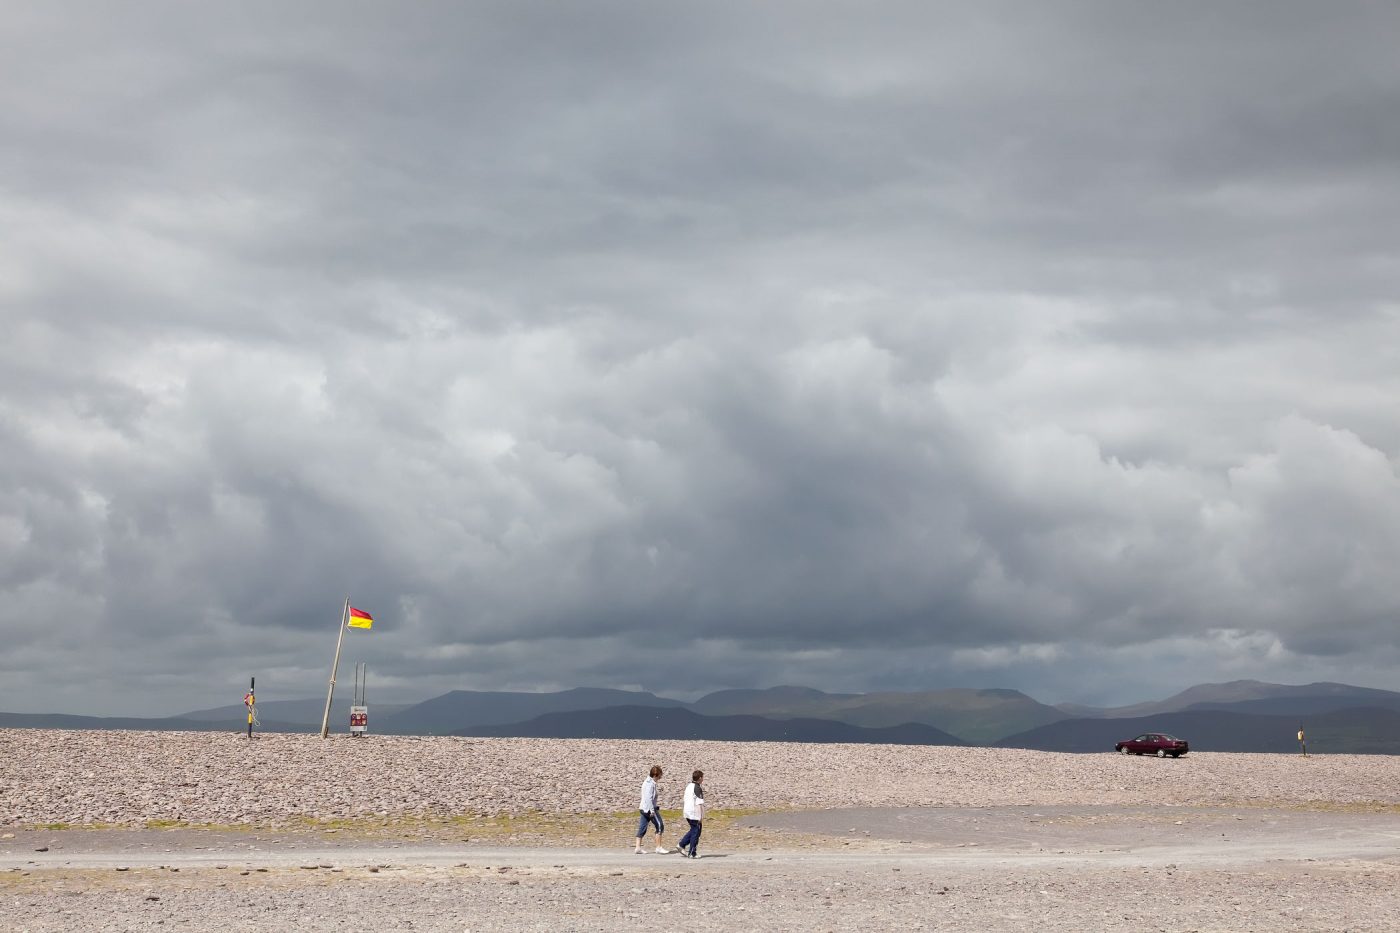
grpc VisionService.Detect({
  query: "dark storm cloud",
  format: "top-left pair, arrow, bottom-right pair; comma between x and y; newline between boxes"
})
3,1 -> 1400,714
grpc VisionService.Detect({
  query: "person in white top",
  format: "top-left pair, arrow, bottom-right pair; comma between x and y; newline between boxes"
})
632,765 -> 669,853
677,769 -> 706,858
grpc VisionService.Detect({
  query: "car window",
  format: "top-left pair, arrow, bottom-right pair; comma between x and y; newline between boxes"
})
1135,735 -> 1147,742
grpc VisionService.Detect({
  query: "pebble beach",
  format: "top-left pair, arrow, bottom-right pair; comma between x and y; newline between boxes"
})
6,728 -> 1399,827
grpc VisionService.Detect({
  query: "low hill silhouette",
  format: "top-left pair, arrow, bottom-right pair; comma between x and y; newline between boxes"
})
1182,694 -> 1400,717
1057,680 -> 1400,719
997,706 -> 1400,754
0,711 -> 313,734
178,698 -> 412,725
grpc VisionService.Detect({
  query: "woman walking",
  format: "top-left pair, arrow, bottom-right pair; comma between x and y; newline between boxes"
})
676,769 -> 706,858
633,765 -> 669,853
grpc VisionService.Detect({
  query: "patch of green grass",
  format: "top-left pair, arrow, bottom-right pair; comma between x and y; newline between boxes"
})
21,806 -> 785,840
1218,798 -> 1400,814
13,805 -> 785,843
139,820 -> 260,832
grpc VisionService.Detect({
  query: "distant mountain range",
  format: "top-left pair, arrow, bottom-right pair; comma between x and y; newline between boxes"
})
691,686 -> 1062,744
5,679 -> 1400,754
380,688 -> 685,735
456,705 -> 967,746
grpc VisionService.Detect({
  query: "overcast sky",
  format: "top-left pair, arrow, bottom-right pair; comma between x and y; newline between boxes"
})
4,2 -> 1399,716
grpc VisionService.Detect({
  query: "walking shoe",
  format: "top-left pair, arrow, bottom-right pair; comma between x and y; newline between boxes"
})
654,846 -> 669,854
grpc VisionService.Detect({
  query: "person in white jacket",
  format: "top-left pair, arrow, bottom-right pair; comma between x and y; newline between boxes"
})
677,769 -> 706,858
632,765 -> 669,853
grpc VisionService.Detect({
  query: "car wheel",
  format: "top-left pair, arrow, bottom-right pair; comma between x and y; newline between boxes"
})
1157,748 -> 1167,758
1119,746 -> 1130,754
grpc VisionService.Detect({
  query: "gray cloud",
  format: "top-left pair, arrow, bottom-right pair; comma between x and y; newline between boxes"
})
3,2 -> 1400,715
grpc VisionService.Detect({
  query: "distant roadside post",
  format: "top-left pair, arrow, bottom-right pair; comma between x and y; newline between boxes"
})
1297,727 -> 1307,757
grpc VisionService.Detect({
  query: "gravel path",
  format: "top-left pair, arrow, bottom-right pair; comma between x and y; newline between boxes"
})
6,729 -> 1398,826
7,855 -> 1400,932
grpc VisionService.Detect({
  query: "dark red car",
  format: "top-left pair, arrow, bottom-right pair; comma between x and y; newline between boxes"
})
1115,733 -> 1189,758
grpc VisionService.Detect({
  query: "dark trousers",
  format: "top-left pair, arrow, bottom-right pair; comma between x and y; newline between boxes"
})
636,810 -> 663,838
678,818 -> 702,854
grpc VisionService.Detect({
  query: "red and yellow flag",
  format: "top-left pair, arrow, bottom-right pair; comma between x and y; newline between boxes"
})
347,606 -> 374,630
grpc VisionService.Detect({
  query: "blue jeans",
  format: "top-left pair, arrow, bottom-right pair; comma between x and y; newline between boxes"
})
677,818 -> 702,854
636,810 -> 663,838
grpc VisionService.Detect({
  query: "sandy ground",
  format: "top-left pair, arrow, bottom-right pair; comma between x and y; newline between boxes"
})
6,729 -> 1400,930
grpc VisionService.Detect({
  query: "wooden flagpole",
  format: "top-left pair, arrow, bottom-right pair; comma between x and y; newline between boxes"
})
319,598 -> 350,738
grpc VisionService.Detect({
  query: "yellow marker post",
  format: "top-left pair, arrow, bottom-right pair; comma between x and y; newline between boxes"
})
244,677 -> 257,739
